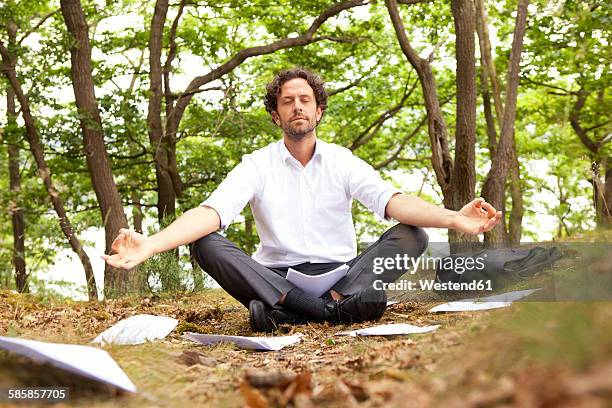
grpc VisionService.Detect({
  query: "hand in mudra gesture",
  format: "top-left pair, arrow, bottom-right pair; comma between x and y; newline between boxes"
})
454,197 -> 502,235
101,228 -> 155,270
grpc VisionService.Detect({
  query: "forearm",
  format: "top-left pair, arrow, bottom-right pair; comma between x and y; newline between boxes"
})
385,193 -> 457,229
148,206 -> 220,254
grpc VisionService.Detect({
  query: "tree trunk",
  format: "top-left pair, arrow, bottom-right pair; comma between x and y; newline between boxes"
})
605,162 -> 612,226
148,0 -> 177,224
6,23 -> 27,292
569,89 -> 611,227
131,190 -> 144,234
508,146 -> 523,243
60,0 -> 132,297
449,0 -> 479,247
481,0 -> 529,246
474,0 -> 503,122
385,0 -> 454,209
0,41 -> 98,300
475,0 -> 524,244
594,158 -> 611,226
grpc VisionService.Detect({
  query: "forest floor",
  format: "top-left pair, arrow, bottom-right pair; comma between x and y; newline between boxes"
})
0,233 -> 611,407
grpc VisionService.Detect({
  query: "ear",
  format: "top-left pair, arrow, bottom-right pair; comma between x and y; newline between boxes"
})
315,106 -> 323,123
271,111 -> 280,126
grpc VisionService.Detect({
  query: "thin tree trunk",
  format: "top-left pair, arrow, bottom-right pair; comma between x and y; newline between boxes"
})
474,0 -> 503,122
481,0 -> 529,246
131,190 -> 143,234
148,0 -> 176,224
475,0 -> 524,244
479,64 -> 498,155
385,0 -> 454,209
449,0 -> 479,247
0,41 -> 97,300
605,162 -> 612,226
569,89 -> 611,227
60,0 -> 131,297
594,158 -> 611,226
6,23 -> 27,292
508,144 -> 523,244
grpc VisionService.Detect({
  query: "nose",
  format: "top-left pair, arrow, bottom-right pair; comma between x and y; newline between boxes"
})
292,98 -> 305,112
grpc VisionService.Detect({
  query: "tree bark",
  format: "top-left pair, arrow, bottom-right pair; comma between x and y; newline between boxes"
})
508,143 -> 523,244
474,0 -> 503,122
476,0 -> 524,244
481,0 -> 529,246
148,0 -> 176,223
593,158 -> 611,226
449,0 -> 479,247
6,23 -> 27,292
60,0 -> 132,297
131,190 -> 144,234
0,41 -> 97,300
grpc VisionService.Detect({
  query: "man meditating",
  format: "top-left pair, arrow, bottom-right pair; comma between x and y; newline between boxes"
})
103,67 -> 502,332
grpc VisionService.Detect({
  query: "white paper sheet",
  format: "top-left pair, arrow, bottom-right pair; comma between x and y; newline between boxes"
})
92,314 -> 178,345
286,264 -> 349,297
183,333 -> 302,351
336,323 -> 439,336
386,300 -> 399,306
0,336 -> 137,392
428,288 -> 542,313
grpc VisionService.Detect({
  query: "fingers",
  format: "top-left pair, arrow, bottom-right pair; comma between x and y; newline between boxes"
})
482,211 -> 503,232
110,228 -> 133,253
474,197 -> 497,218
101,253 -> 134,270
481,202 -> 497,218
110,235 -> 124,253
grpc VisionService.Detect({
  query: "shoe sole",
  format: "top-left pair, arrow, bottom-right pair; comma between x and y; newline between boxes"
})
249,300 -> 273,333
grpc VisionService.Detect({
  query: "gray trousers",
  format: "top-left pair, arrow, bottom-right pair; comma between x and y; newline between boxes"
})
192,224 -> 428,308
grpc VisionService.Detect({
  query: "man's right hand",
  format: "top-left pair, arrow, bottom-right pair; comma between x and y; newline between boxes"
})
102,228 -> 156,270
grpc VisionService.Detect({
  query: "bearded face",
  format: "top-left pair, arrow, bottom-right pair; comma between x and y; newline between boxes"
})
272,78 -> 322,141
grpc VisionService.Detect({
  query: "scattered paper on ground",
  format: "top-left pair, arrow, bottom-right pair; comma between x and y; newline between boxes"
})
429,288 -> 542,313
92,314 -> 178,345
336,323 -> 440,336
184,333 -> 302,351
0,336 -> 137,392
386,300 -> 399,306
286,264 -> 349,297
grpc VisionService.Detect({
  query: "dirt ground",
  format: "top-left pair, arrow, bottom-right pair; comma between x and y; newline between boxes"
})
0,246 -> 611,407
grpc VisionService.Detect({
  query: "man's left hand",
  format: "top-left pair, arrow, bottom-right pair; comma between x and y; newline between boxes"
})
453,197 -> 502,235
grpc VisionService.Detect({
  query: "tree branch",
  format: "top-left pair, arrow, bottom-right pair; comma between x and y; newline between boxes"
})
397,0 -> 434,4
570,89 -> 599,154
163,0 -> 187,117
373,114 -> 427,169
522,76 -> 575,95
17,9 -> 60,45
349,77 -> 418,151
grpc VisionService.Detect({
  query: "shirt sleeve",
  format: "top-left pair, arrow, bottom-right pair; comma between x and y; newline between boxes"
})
200,155 -> 259,229
344,153 -> 401,220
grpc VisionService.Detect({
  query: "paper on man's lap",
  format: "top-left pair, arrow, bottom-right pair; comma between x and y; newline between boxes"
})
286,264 -> 350,297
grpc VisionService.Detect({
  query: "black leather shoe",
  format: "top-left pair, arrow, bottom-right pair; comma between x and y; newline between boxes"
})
249,300 -> 307,333
324,287 -> 387,324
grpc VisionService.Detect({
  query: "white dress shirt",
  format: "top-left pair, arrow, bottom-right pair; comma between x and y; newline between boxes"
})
201,138 -> 400,267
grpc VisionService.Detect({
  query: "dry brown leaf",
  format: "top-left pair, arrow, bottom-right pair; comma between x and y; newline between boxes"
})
240,382 -> 269,408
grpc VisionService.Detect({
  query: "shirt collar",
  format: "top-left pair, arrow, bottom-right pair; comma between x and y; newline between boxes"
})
279,138 -> 325,164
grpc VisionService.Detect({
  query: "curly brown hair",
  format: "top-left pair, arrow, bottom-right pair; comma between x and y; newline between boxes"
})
264,67 -> 328,123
